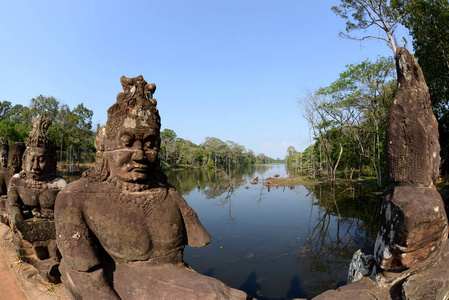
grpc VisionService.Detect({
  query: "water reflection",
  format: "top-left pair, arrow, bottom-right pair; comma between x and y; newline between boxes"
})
167,165 -> 381,299
296,184 -> 380,295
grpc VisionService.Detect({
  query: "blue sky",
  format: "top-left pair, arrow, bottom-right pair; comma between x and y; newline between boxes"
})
0,0 -> 409,159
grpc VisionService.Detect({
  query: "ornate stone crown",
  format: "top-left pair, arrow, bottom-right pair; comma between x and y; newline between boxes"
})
106,75 -> 160,137
26,116 -> 54,149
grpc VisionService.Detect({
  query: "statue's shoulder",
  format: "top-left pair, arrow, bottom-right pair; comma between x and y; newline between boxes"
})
47,177 -> 67,189
165,186 -> 183,200
63,177 -> 111,194
8,172 -> 24,186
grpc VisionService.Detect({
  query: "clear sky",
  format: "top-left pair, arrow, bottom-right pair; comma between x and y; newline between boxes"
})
0,0 -> 409,159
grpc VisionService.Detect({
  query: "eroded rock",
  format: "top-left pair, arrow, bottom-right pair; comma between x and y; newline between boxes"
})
7,116 -> 66,283
374,48 -> 448,271
374,186 -> 447,270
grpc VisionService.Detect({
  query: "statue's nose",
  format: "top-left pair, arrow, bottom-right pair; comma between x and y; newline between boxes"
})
32,158 -> 39,170
132,149 -> 146,162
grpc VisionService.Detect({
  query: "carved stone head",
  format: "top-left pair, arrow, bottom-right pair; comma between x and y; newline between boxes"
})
0,136 -> 9,169
23,116 -> 57,181
8,142 -> 26,174
90,75 -> 165,187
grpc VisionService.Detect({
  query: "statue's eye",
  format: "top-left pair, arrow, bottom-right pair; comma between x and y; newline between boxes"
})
120,134 -> 132,147
39,157 -> 45,163
143,141 -> 153,151
143,135 -> 157,151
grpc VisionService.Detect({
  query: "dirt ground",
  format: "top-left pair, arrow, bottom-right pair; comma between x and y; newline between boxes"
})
0,237 -> 28,300
0,224 -> 69,300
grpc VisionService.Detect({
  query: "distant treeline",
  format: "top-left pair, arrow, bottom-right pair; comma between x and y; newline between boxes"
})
0,97 -> 277,172
159,129 -> 280,169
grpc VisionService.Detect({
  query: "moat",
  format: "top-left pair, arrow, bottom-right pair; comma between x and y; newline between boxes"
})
164,165 -> 382,299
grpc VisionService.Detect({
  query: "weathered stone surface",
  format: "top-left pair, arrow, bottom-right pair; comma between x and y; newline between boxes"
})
320,48 -> 449,300
56,76 -> 248,299
374,186 -> 448,270
0,136 -> 9,195
372,48 -> 448,272
313,277 -> 390,300
348,246 -> 375,284
388,239 -> 449,300
7,116 -> 66,283
386,48 -> 440,186
6,142 -> 25,185
15,219 -> 56,242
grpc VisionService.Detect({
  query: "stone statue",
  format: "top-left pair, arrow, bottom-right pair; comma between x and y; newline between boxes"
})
319,48 -> 449,299
0,136 -> 9,195
6,142 -> 26,184
7,116 -> 67,282
374,48 -> 447,272
55,75 -> 248,299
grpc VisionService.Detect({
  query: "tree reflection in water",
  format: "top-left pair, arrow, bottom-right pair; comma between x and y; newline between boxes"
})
165,167 -> 382,299
297,184 -> 381,295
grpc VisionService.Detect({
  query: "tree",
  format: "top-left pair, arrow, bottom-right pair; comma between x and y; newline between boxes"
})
30,95 -> 60,120
332,0 -> 406,54
160,129 -> 177,165
202,137 -> 228,168
0,101 -> 12,120
320,57 -> 396,186
3,104 -> 32,124
287,146 -> 297,157
394,0 -> 449,155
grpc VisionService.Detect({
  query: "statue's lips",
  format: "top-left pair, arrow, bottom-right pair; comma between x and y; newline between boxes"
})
127,165 -> 149,173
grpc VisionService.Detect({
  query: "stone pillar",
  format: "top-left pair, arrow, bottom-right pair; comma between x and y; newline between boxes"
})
374,47 -> 448,271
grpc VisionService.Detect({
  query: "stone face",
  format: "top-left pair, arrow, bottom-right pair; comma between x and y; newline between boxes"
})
55,76 -> 248,299
7,116 -> 66,283
386,48 -> 440,186
6,142 -> 25,184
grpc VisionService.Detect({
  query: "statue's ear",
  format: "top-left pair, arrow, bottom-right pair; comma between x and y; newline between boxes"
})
96,153 -> 110,181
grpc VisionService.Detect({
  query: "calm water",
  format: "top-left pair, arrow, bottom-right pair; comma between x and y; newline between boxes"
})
166,165 -> 382,299
62,165 -> 382,299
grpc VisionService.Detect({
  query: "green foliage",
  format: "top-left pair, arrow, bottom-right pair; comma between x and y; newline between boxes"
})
159,130 -> 274,169
298,57 -> 395,187
332,0 -> 406,54
0,119 -> 31,142
30,95 -> 59,120
0,101 -> 12,119
0,96 -> 95,171
393,0 -> 449,156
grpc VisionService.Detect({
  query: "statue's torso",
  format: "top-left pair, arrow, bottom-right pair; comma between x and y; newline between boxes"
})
63,181 -> 188,263
9,175 -> 67,216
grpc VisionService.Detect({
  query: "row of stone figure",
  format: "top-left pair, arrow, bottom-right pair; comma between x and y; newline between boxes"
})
0,75 -> 251,300
1,50 -> 448,299
0,116 -> 68,284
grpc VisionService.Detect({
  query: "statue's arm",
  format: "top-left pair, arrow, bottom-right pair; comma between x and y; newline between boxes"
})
174,191 -> 211,247
55,191 -> 121,299
7,185 -> 23,228
0,174 -> 7,196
